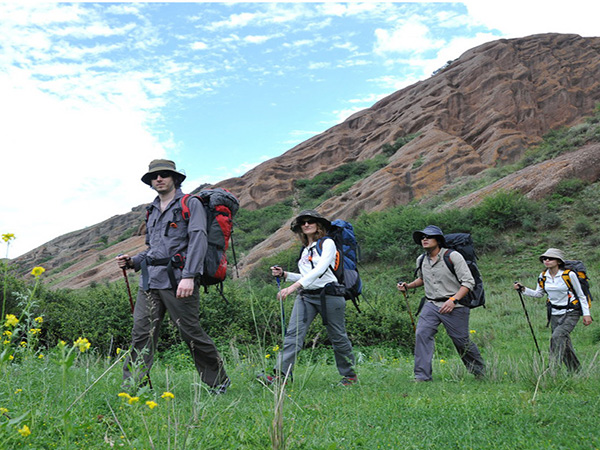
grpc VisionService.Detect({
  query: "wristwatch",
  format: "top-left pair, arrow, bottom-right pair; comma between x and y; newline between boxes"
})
449,297 -> 458,304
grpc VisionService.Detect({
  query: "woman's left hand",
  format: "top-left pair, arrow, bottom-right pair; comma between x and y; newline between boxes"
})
582,315 -> 593,326
277,283 -> 300,300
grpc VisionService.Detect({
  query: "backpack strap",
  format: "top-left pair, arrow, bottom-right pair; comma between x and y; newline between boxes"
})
180,194 -> 193,221
442,249 -> 456,277
538,273 -> 546,291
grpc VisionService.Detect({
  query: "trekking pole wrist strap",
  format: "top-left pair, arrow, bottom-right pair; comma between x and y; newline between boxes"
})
449,297 -> 458,304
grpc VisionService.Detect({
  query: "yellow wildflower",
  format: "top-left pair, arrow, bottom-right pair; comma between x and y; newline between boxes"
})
5,314 -> 19,327
118,392 -> 131,400
116,347 -> 122,355
272,345 -> 280,352
29,328 -> 41,335
161,391 -> 174,401
34,316 -> 43,324
1,233 -> 15,243
14,389 -> 22,394
3,330 -> 12,337
73,337 -> 91,353
38,354 -> 44,359
265,353 -> 271,359
18,424 -> 31,437
20,341 -> 27,348
470,329 -> 476,334
127,396 -> 139,405
146,400 -> 158,410
8,355 -> 13,360
0,407 -> 8,414
31,266 -> 45,278
440,359 -> 447,364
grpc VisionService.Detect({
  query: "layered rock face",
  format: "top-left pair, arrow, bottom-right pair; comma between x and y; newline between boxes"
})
12,33 -> 600,288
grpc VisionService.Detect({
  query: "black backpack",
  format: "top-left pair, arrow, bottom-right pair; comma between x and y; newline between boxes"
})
417,232 -> 485,309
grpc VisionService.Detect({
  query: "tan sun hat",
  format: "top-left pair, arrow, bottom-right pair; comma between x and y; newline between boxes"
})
141,159 -> 186,185
539,248 -> 565,264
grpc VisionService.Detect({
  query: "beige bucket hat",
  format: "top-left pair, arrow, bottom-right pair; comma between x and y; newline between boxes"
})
539,248 -> 566,264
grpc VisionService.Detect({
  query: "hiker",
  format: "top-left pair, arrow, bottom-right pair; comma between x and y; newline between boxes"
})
116,159 -> 230,394
261,210 -> 357,386
514,248 -> 592,371
398,225 -> 485,382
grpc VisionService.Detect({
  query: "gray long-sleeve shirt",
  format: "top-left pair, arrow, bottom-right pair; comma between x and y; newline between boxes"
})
417,248 -> 475,307
132,189 -> 208,289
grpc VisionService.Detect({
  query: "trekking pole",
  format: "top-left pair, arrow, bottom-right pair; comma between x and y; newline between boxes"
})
275,268 -> 286,335
403,292 -> 416,333
119,256 -> 153,390
399,281 -> 416,332
118,255 -> 135,313
516,284 -> 542,358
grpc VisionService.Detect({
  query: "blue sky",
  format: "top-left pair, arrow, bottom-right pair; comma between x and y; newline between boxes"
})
1,1 -> 599,258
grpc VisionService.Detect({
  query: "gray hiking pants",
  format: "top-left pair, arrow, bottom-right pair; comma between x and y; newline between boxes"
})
549,311 -> 581,371
275,292 -> 356,378
123,287 -> 228,388
414,301 -> 485,381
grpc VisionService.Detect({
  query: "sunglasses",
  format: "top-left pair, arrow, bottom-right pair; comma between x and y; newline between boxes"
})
150,171 -> 173,180
421,235 -> 434,240
541,257 -> 557,261
301,219 -> 317,226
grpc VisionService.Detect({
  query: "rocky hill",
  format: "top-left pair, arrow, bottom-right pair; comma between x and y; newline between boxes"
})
12,33 -> 600,289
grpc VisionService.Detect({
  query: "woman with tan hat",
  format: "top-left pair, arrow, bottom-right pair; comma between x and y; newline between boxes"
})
514,248 -> 592,371
259,210 -> 357,386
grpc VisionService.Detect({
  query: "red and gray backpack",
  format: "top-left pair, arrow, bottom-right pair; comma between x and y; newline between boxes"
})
144,187 -> 239,298
181,188 -> 240,291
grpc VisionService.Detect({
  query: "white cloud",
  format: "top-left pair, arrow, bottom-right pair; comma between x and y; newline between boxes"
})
244,34 -> 273,44
191,41 -> 208,50
374,20 -> 445,55
463,0 -> 600,38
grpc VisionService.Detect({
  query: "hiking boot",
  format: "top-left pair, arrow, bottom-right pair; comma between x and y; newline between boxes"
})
338,376 -> 358,386
210,378 -> 231,395
256,372 -> 291,385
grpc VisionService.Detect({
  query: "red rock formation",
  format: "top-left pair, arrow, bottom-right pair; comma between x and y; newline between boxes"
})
12,33 -> 600,287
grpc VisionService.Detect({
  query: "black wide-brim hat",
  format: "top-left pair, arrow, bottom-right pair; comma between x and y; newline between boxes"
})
290,209 -> 331,233
141,159 -> 187,185
412,225 -> 446,246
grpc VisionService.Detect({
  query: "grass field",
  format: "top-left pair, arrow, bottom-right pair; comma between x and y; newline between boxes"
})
1,275 -> 599,450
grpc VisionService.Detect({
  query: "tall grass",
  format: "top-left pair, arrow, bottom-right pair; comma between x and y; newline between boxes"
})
1,252 -> 599,449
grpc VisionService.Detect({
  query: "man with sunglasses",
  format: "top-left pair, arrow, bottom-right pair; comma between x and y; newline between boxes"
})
398,225 -> 485,382
116,159 -> 230,394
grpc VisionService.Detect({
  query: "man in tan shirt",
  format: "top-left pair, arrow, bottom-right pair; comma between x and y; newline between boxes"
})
398,225 -> 485,381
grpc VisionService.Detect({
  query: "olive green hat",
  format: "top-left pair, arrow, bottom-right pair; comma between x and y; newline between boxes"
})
141,159 -> 186,185
290,209 -> 331,233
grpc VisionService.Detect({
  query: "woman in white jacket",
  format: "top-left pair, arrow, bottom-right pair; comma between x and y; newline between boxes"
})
263,210 -> 357,386
514,248 -> 592,371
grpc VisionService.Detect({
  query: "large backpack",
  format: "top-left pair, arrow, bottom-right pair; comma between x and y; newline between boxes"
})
312,219 -> 363,313
538,260 -> 593,319
181,188 -> 240,292
417,232 -> 485,309
144,188 -> 239,297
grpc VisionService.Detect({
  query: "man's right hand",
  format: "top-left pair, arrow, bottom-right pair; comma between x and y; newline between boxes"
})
116,254 -> 132,269
397,282 -> 407,292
